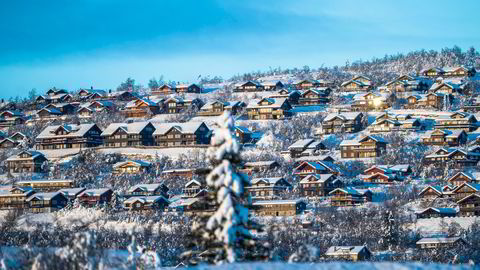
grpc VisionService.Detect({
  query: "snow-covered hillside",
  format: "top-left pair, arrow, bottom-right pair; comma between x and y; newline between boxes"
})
195,262 -> 473,270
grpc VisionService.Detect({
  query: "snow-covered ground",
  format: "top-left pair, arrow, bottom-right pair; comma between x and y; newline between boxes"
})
413,216 -> 480,236
196,262 -> 473,270
38,147 -> 207,161
98,147 -> 207,160
15,207 -> 177,234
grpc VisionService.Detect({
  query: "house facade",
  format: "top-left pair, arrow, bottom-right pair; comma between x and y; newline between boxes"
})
6,150 -> 48,174
245,177 -> 292,200
299,174 -> 341,197
197,100 -> 245,116
16,179 -> 74,192
246,98 -> 292,120
329,187 -> 372,207
0,186 -> 34,209
251,199 -> 307,216
153,122 -> 210,146
77,188 -> 113,207
316,112 -> 363,135
26,192 -> 68,213
35,123 -> 103,150
340,135 -> 388,159
113,160 -> 152,174
421,129 -> 467,146
434,113 -> 477,132
340,76 -> 373,92
101,122 -> 156,147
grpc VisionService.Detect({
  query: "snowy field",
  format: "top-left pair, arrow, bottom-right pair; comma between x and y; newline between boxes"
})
98,147 -> 206,160
196,262 -> 473,270
37,147 -> 207,161
413,216 -> 480,236
14,208 -> 177,234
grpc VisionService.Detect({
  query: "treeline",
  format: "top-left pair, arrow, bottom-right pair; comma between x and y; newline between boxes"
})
231,46 -> 480,85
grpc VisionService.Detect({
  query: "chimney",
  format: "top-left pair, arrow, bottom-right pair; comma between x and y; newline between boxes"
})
91,86 -> 93,90
109,89 -> 112,93
1,99 -> 3,103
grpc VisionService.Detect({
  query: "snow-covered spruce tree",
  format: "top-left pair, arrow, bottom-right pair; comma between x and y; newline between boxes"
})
182,112 -> 269,264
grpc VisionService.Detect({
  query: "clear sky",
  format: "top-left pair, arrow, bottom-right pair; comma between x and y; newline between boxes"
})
1,0 -> 479,99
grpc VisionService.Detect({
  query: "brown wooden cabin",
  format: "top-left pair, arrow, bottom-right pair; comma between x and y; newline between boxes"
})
113,160 -> 151,174
404,93 -> 445,110
175,83 -> 202,94
35,123 -> 103,150
77,188 -> 113,207
299,174 -> 341,197
6,150 -> 48,174
123,196 -> 169,211
316,112 -> 363,136
245,177 -> 292,200
127,183 -> 169,197
416,207 -> 457,219
424,147 -> 480,167
26,192 -> 68,213
234,81 -> 264,92
434,112 -> 477,132
421,129 -> 467,147
324,246 -> 371,261
153,122 -> 211,147
447,171 -> 480,187
16,179 -> 74,192
246,98 -> 292,120
416,237 -> 467,249
457,193 -> 480,216
151,84 -> 176,96
340,135 -> 388,159
329,187 -> 372,207
251,199 -> 306,216
0,186 -> 35,209
101,121 -> 155,147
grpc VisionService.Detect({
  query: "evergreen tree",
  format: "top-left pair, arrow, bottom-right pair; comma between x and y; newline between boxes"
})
380,210 -> 398,251
182,112 -> 268,264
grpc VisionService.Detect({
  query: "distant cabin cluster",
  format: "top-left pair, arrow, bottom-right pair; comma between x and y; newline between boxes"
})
0,64 -> 480,221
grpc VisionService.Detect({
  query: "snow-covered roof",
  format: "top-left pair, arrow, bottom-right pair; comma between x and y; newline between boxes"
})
6,150 -> 45,161
299,174 -> 334,184
294,161 -> 327,172
200,100 -> 243,111
113,160 -> 151,168
288,139 -> 315,149
79,188 -> 112,197
185,179 -> 202,188
322,111 -> 362,122
59,188 -> 86,196
251,177 -> 285,185
246,98 -> 287,109
168,197 -> 200,208
26,192 -> 63,202
101,121 -> 152,136
128,183 -> 164,193
235,126 -> 251,135
37,124 -> 98,139
252,199 -> 305,205
416,237 -> 463,245
37,108 -> 62,115
124,195 -> 168,204
16,179 -> 73,184
152,122 -> 208,135
329,187 -> 370,196
421,129 -> 464,139
325,246 -> 368,256
339,139 -> 360,146
244,161 -> 277,167
416,207 -> 457,215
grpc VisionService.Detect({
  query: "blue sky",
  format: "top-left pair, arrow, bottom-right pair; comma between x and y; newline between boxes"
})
1,0 -> 479,99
